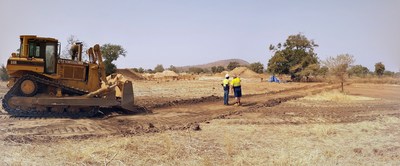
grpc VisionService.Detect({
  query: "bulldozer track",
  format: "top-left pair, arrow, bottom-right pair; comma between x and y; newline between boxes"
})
2,74 -> 99,118
3,124 -> 113,136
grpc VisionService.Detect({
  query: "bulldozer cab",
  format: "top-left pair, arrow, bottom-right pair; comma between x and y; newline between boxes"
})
26,38 -> 58,74
16,35 -> 59,74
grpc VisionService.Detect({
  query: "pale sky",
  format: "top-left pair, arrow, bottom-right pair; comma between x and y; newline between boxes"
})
0,0 -> 399,71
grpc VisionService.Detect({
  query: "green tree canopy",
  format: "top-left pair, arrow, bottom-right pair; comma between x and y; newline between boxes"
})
211,66 -> 225,73
101,44 -> 127,75
168,65 -> 178,73
348,65 -> 369,77
298,64 -> 320,81
227,62 -> 240,71
188,67 -> 204,74
138,67 -> 145,73
374,62 -> 385,76
318,66 -> 329,77
154,64 -> 165,73
267,33 -> 319,81
248,62 -> 264,74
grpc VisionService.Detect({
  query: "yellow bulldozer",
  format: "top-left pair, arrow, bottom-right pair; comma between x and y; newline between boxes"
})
2,35 -> 138,117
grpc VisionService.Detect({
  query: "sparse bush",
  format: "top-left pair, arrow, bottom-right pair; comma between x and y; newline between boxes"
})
154,64 -> 165,73
188,67 -> 204,74
227,62 -> 240,71
374,62 -> 385,77
348,65 -> 369,77
248,62 -> 264,74
168,65 -> 178,73
323,54 -> 355,92
383,71 -> 395,77
138,67 -> 145,73
0,64 -> 9,81
211,66 -> 225,73
298,64 -> 320,81
318,66 -> 329,77
146,69 -> 155,73
132,68 -> 139,72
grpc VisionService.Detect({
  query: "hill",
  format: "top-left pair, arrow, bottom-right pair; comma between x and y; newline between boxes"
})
177,59 -> 250,71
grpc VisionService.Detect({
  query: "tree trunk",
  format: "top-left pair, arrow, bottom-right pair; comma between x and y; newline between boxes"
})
341,82 -> 344,92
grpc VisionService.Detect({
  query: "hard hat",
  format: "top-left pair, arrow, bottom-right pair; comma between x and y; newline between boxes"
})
225,74 -> 229,78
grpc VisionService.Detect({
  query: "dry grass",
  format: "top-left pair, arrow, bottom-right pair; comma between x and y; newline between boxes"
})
302,90 -> 375,102
1,114 -> 400,165
350,76 -> 400,85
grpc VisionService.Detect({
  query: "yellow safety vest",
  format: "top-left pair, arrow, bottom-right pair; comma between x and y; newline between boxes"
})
231,77 -> 241,87
222,79 -> 230,87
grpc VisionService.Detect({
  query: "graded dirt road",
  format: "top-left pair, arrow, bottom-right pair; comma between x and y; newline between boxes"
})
0,81 -> 337,142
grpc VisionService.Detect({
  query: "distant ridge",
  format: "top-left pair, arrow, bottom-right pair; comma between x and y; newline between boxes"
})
177,59 -> 250,71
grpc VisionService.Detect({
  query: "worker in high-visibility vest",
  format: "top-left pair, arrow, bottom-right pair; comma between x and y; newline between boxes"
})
231,74 -> 242,106
221,74 -> 230,105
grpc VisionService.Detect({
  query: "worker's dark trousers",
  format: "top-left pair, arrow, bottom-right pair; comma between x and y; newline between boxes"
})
224,90 -> 229,105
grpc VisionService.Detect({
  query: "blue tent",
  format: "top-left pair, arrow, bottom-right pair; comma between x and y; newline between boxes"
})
269,75 -> 280,83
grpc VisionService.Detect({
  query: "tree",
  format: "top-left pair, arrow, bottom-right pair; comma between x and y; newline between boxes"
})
267,33 -> 319,81
374,62 -> 385,77
211,66 -> 217,73
211,66 -> 225,73
146,69 -> 155,73
318,66 -> 329,77
154,64 -> 165,73
348,65 -> 369,77
168,65 -> 178,73
383,71 -> 395,77
227,62 -> 240,71
138,67 -> 145,73
248,62 -> 264,74
104,62 -> 117,76
298,64 -> 320,81
132,68 -> 139,72
101,44 -> 127,76
323,54 -> 355,92
217,66 -> 225,73
0,64 -> 9,81
188,67 -> 204,74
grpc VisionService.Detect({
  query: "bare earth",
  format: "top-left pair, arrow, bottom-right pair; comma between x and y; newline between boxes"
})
0,79 -> 399,165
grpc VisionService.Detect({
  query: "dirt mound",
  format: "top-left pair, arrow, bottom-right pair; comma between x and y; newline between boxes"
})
116,69 -> 145,80
214,71 -> 229,77
154,70 -> 179,78
228,67 -> 261,78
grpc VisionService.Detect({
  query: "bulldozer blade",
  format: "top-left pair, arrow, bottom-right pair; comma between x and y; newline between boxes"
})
120,81 -> 135,112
